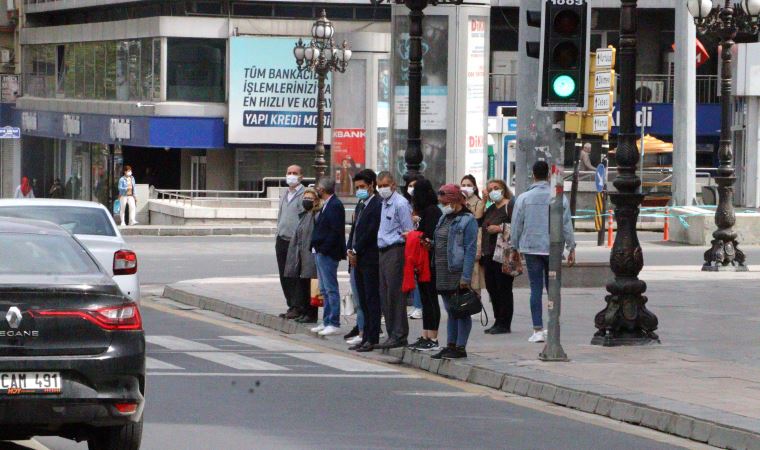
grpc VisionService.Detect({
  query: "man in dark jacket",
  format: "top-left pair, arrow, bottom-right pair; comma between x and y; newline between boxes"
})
347,169 -> 383,352
310,177 -> 346,336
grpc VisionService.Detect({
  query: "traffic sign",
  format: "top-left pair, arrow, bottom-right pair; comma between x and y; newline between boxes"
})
0,126 -> 20,139
594,71 -> 612,91
595,163 -> 606,192
593,93 -> 612,112
592,114 -> 610,134
595,48 -> 614,68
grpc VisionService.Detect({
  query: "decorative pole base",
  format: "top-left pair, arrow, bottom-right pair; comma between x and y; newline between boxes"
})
703,239 -> 748,272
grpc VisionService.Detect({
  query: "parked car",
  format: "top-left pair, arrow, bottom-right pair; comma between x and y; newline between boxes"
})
0,217 -> 145,449
0,199 -> 139,301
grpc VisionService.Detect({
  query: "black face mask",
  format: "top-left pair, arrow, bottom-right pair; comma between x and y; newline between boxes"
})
302,199 -> 314,211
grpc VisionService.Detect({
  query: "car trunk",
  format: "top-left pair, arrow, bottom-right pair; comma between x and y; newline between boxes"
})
0,279 -> 123,357
75,235 -> 125,276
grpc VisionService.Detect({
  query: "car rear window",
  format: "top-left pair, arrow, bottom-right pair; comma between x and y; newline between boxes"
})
0,206 -> 116,237
0,233 -> 101,275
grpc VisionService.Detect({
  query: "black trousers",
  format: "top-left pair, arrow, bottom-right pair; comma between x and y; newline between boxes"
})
483,258 -> 514,328
419,277 -> 440,332
293,277 -> 317,318
355,259 -> 381,345
275,237 -> 295,310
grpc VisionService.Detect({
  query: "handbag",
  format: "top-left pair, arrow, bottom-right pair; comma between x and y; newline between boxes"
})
310,279 -> 324,307
112,199 -> 121,215
492,224 -> 511,264
502,248 -> 524,277
448,287 -> 484,320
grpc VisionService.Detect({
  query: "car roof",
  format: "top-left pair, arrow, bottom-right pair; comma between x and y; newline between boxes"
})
0,217 -> 69,236
0,199 -> 108,210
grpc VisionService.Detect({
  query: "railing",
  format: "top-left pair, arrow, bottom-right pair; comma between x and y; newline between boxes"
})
489,73 -> 720,104
154,177 -> 316,206
564,167 -> 716,200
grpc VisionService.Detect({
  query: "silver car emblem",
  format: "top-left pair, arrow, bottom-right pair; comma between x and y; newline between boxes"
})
6,307 -> 22,329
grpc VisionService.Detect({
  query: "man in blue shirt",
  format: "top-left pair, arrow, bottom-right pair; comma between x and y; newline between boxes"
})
374,171 -> 414,349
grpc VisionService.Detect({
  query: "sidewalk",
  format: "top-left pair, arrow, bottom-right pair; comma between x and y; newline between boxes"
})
163,267 -> 760,449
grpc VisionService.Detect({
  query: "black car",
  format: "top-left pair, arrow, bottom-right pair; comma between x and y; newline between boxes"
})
0,218 -> 145,449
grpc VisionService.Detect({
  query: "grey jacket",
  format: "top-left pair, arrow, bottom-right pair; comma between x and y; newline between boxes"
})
284,211 -> 318,279
510,181 -> 576,255
277,186 -> 305,240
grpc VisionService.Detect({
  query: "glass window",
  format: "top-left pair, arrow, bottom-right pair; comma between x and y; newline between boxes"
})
152,38 -> 161,100
116,41 -> 129,101
104,41 -> 117,99
0,233 -> 100,275
94,42 -> 106,100
141,38 -> 153,101
63,43 -> 75,97
128,40 -> 141,100
167,38 -> 225,102
84,43 -> 95,99
0,206 -> 116,237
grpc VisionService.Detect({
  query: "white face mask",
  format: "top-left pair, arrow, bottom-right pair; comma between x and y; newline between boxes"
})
461,186 -> 475,198
125,171 -> 132,177
441,204 -> 455,215
378,187 -> 393,199
286,174 -> 300,187
489,189 -> 504,203
407,187 -> 415,197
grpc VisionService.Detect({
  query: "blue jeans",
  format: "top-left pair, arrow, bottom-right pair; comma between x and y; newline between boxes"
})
412,284 -> 422,309
316,253 -> 340,327
350,268 -> 364,331
524,254 -> 550,329
441,294 -> 472,348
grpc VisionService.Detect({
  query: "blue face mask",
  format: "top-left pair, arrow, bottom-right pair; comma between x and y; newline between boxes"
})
356,189 -> 369,200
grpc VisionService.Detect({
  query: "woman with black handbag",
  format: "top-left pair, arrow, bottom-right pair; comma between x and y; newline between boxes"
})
431,184 -> 479,360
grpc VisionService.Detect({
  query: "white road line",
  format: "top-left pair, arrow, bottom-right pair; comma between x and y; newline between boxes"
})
221,335 -> 315,352
146,335 -> 217,351
147,372 -> 417,378
185,352 -> 289,371
146,357 -> 184,370
283,352 -> 398,373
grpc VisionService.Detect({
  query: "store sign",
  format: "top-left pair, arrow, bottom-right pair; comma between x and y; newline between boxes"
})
228,37 -> 331,145
0,126 -> 20,139
63,114 -> 81,136
464,17 -> 487,186
21,112 -> 37,131
110,118 -> 131,141
332,128 -> 366,196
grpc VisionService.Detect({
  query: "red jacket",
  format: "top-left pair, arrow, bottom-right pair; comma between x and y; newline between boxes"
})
402,231 -> 432,293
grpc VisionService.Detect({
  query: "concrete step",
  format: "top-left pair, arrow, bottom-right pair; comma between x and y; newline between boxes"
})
120,225 -> 276,237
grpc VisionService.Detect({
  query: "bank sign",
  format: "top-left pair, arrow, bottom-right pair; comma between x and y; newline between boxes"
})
228,37 -> 331,145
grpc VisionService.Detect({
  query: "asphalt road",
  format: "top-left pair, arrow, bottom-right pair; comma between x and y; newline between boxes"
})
27,298 -> 698,450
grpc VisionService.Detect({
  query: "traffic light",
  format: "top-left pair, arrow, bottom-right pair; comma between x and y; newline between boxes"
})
537,0 -> 591,111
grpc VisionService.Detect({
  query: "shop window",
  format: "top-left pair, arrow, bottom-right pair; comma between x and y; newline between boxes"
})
167,38 -> 225,103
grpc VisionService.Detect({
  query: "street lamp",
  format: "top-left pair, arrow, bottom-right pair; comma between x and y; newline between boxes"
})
294,10 -> 352,181
591,0 -> 660,346
687,0 -> 758,271
369,0 -> 462,185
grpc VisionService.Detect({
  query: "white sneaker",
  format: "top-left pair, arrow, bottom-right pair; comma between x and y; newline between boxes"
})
132,221 -> 139,225
319,325 -> 342,336
346,335 -> 363,345
408,308 -> 423,319
528,331 -> 546,343
310,324 -> 326,333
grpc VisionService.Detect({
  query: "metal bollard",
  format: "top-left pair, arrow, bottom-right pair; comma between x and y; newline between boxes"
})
539,190 -> 569,362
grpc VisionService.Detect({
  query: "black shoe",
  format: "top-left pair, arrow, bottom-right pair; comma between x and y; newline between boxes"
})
285,310 -> 301,320
489,325 -> 511,335
344,326 -> 360,340
355,343 -> 375,352
376,338 -> 406,349
446,346 -> 467,359
484,325 -> 497,334
407,337 -> 428,350
296,315 -> 318,324
348,341 -> 365,351
418,339 -> 440,351
431,344 -> 456,360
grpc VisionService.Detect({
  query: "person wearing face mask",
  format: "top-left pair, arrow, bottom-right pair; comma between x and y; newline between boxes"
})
374,171 -> 414,349
310,177 -> 346,337
461,174 -> 486,295
276,165 -> 306,319
431,184 -> 479,360
346,169 -> 383,352
480,179 -> 516,334
118,166 -> 138,226
284,188 -> 322,323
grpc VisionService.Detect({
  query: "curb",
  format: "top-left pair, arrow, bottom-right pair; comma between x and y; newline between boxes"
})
121,226 -> 277,237
162,284 -> 760,450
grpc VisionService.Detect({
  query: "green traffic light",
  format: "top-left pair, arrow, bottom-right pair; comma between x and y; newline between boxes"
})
552,75 -> 576,98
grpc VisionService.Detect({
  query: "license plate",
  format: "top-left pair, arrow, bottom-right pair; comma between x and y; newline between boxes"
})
0,372 -> 61,395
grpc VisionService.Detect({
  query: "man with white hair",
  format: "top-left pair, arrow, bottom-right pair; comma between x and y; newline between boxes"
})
276,165 -> 305,319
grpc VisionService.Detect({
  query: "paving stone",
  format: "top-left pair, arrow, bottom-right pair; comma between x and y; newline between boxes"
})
419,354 -> 431,371
527,382 -> 544,399
539,385 -> 557,403
514,379 -> 531,396
579,394 -> 600,414
553,388 -> 572,406
468,367 -> 505,389
501,376 -> 518,393
402,349 -> 413,365
566,391 -> 584,410
448,363 -> 472,381
709,426 -> 751,450
594,398 -> 614,417
428,358 -> 442,374
690,420 -> 713,443
609,402 -> 628,421
437,360 -> 451,377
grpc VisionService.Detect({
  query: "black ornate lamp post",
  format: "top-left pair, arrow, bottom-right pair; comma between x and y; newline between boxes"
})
592,0 -> 660,346
370,0 -> 461,184
294,10 -> 352,181
687,0 -> 759,271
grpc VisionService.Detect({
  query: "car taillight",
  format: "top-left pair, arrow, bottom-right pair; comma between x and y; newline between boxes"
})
31,303 -> 143,331
114,402 -> 138,414
114,250 -> 137,275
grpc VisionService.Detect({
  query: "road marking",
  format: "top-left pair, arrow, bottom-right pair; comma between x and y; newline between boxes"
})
185,351 -> 289,371
221,335 -> 315,352
395,391 -> 485,398
146,357 -> 184,370
147,372 -> 418,379
146,335 -> 218,351
283,352 -> 398,373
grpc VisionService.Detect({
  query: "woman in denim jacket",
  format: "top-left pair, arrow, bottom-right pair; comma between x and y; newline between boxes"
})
431,184 -> 479,360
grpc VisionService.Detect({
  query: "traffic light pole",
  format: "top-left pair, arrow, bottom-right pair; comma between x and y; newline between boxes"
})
591,0 -> 659,346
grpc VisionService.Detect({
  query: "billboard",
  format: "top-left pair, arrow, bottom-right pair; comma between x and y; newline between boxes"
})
229,37 -> 332,145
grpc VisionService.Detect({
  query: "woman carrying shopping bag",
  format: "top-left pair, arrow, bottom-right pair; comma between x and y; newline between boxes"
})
284,188 -> 322,323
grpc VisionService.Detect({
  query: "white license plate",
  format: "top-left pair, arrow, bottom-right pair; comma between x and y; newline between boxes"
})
0,372 -> 61,395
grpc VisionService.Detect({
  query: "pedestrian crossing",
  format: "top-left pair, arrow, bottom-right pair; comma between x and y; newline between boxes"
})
145,335 -> 401,376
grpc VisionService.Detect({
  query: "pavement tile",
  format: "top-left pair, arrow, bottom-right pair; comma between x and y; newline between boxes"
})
468,367 -> 505,389
690,420 -> 713,443
539,385 -> 557,403
501,376 -> 519,394
514,379 -> 531,396
566,391 -> 584,410
594,397 -> 614,417
526,382 -> 543,399
553,388 -> 572,406
428,358 -> 442,374
579,394 -> 600,414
